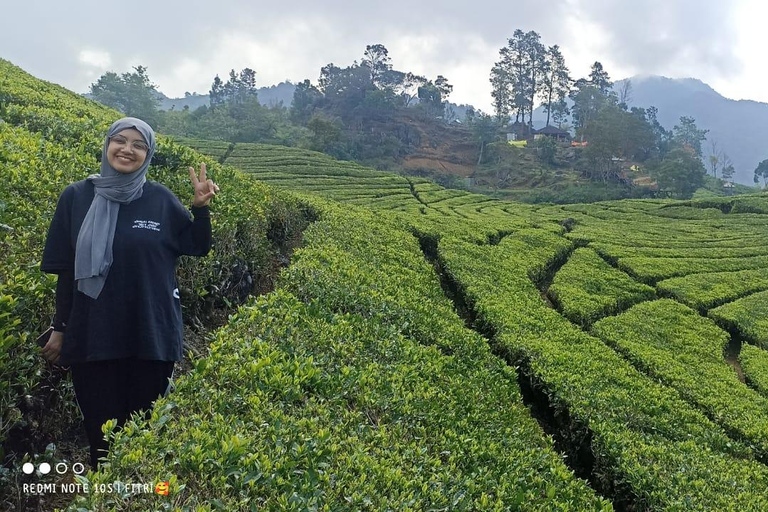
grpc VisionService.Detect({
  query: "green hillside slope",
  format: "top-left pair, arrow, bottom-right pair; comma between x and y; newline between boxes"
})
4,58 -> 768,510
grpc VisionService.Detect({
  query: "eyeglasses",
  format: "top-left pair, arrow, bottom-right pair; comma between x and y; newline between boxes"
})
110,135 -> 149,152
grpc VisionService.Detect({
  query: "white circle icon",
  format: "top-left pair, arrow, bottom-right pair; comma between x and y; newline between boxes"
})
22,462 -> 34,474
38,463 -> 51,475
72,463 -> 85,475
56,463 -> 68,474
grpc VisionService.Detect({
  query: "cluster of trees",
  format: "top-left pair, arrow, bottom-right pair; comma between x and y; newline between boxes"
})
90,65 -> 303,145
485,29 -> 725,197
490,30 -> 570,129
288,44 -> 453,160
87,38 -> 752,200
89,66 -> 162,127
89,45 -> 455,168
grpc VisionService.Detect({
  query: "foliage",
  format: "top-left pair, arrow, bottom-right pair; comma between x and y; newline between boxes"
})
708,290 -> 768,349
490,29 -> 549,126
650,147 -> 707,198
549,248 -> 655,326
672,116 -> 708,157
538,45 -> 571,127
754,159 -> 768,187
75,290 -> 609,510
579,104 -> 655,180
593,299 -> 768,459
209,67 -> 258,107
437,233 -> 768,510
6,56 -> 768,510
532,135 -> 557,165
89,65 -> 160,126
739,344 -> 768,397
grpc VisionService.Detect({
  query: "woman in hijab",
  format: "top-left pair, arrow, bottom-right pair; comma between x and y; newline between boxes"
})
40,117 -> 219,468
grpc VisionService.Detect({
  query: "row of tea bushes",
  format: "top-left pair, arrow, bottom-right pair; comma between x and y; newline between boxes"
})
548,248 -> 655,326
656,268 -> 768,312
187,135 -> 549,227
740,345 -> 768,397
591,242 -> 768,261
436,233 -> 768,510
592,299 -> 768,459
618,254 -> 768,284
679,193 -> 768,214
75,201 -> 611,510
708,290 -> 768,349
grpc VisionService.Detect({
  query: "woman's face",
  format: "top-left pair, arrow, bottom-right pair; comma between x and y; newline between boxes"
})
106,128 -> 149,174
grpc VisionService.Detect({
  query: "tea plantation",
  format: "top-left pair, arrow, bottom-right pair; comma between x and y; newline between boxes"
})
3,58 -> 768,510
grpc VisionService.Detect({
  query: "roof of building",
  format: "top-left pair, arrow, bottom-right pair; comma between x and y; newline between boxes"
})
534,126 -> 570,136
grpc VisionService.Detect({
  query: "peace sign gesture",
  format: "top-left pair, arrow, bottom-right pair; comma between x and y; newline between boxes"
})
189,162 -> 220,207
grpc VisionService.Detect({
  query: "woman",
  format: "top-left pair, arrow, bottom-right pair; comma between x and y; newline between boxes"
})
40,117 -> 219,468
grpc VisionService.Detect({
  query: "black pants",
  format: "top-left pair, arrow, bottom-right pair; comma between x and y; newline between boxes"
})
70,359 -> 174,468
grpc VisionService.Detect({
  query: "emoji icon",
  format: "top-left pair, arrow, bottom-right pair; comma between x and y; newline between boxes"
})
155,481 -> 170,495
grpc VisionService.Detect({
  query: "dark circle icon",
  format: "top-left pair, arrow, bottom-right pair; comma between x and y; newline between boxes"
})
72,463 -> 85,475
56,463 -> 68,474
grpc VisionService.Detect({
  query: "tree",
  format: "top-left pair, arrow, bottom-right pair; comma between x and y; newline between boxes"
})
539,45 -> 571,127
672,116 -> 708,157
397,72 -> 427,107
589,61 -> 612,94
218,68 -> 259,105
290,79 -> 323,124
209,75 -> 225,108
707,139 -> 722,178
361,44 -> 392,87
721,153 -> 735,181
579,103 -> 655,181
652,147 -> 707,197
307,112 -> 343,156
490,60 -> 512,122
90,65 -> 160,125
469,112 -> 498,165
644,106 -> 672,158
618,79 -> 633,109
755,159 -> 768,187
523,31 -> 547,129
570,84 -> 608,132
534,135 -> 557,165
489,29 -> 547,126
417,75 -> 453,118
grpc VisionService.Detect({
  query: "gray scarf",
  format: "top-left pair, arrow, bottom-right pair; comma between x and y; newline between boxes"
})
75,117 -> 156,299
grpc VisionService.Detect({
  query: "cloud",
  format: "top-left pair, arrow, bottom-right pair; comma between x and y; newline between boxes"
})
78,49 -> 111,68
0,0 -> 760,109
561,0 -> 742,80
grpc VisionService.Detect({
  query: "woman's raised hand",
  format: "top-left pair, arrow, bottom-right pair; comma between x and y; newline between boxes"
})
189,162 -> 220,207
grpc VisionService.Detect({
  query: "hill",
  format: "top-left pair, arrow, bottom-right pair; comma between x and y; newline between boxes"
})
4,58 -> 768,511
532,75 -> 768,185
156,81 -> 297,111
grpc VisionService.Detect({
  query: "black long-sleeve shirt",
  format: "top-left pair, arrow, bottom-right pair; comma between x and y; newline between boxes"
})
42,180 -> 212,364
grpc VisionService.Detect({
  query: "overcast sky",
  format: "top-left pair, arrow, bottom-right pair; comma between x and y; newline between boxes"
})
3,0 -> 766,112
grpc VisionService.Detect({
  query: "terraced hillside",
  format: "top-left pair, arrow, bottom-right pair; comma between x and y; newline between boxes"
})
3,59 -> 768,510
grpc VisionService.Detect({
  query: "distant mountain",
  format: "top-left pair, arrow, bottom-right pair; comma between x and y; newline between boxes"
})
533,75 -> 768,185
617,76 -> 768,185
157,82 -> 297,111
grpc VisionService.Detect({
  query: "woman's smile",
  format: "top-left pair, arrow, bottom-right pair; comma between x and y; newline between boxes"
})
107,128 -> 147,173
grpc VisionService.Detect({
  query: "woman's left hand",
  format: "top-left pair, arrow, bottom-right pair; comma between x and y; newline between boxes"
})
189,162 -> 220,207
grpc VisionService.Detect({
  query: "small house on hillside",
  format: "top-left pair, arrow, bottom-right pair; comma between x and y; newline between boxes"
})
533,126 -> 571,142
505,121 -> 535,141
